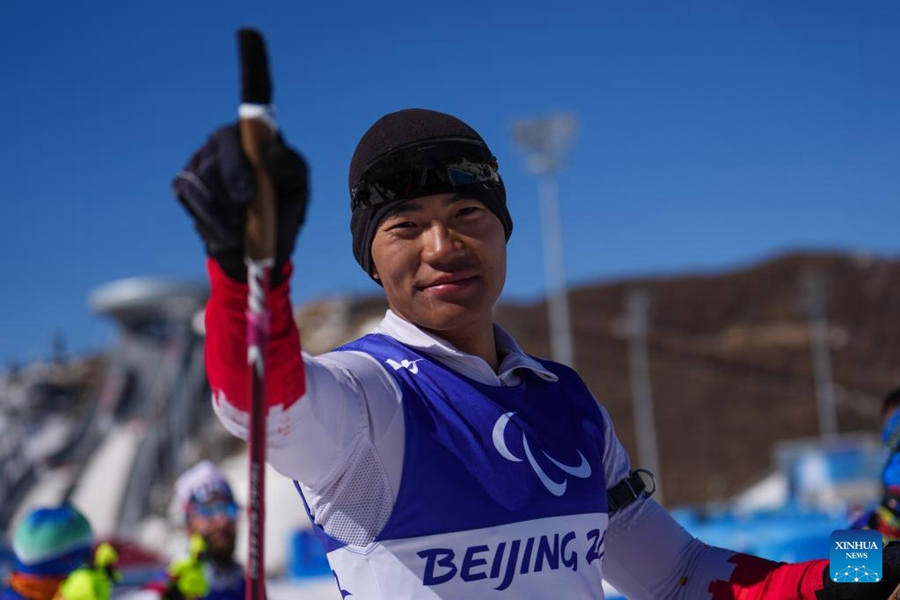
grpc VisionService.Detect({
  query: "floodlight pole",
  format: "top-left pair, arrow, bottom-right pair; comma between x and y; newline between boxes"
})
801,269 -> 838,439
623,289 -> 664,505
511,114 -> 578,368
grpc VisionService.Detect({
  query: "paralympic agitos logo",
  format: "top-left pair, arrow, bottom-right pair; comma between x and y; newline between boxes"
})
492,411 -> 592,496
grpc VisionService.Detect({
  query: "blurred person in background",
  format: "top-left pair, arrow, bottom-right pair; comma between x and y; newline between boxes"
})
2,502 -> 118,600
173,459 -> 242,598
126,460 -> 244,600
852,387 -> 900,540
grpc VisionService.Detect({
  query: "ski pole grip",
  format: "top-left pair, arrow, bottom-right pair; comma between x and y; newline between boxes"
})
238,28 -> 276,263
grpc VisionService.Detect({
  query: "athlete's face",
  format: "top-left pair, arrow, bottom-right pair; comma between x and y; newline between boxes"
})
370,193 -> 506,344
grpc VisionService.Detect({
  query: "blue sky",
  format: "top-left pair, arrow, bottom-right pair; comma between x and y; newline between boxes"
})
2,1 -> 897,365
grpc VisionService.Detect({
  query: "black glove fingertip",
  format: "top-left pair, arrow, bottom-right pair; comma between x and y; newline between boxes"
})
213,125 -> 257,208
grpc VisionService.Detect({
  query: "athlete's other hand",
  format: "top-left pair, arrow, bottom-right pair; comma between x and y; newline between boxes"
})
172,123 -> 308,286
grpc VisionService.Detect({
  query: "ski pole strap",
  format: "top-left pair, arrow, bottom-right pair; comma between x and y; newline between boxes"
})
607,469 -> 657,515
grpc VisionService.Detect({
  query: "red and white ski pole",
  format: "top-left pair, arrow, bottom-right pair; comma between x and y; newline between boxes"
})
236,27 -> 275,600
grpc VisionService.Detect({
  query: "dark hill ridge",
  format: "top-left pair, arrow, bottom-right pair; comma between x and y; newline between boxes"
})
494,250 -> 900,506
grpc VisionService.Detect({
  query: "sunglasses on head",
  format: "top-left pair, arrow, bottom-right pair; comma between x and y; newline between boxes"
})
351,138 -> 500,210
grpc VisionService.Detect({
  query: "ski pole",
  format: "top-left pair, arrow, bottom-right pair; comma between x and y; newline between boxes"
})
236,27 -> 275,600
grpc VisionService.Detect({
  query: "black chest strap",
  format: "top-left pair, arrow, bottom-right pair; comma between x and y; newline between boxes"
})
607,469 -> 657,515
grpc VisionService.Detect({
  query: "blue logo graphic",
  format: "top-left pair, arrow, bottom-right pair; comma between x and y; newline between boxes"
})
829,529 -> 882,583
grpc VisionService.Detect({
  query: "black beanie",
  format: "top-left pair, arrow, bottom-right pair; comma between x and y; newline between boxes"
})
348,108 -> 513,279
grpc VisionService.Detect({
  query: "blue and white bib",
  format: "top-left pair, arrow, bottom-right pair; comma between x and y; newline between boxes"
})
299,333 -> 610,598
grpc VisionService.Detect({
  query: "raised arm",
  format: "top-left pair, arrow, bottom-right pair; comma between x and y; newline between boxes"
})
170,124 -> 404,497
172,123 -> 309,413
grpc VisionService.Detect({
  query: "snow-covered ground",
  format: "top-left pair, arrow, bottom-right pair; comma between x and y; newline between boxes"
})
71,422 -> 144,538
266,577 -> 341,600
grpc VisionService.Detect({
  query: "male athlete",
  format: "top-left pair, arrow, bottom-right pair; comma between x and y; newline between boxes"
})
173,108 -> 898,598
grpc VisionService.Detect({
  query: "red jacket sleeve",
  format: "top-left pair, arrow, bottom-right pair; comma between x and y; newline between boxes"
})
709,554 -> 828,599
203,259 -> 306,412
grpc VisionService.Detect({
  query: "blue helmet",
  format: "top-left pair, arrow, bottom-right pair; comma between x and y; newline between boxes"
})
12,503 -> 93,576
